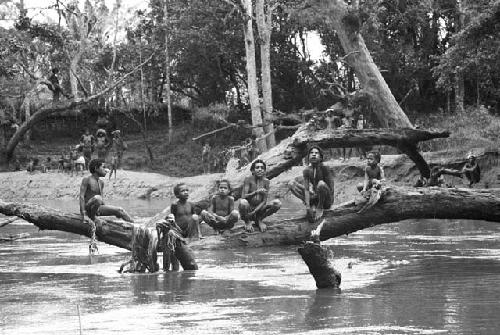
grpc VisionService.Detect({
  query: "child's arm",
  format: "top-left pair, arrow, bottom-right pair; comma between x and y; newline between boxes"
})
228,196 -> 235,213
208,196 -> 216,213
249,183 -> 268,215
79,178 -> 88,219
379,165 -> 386,182
362,167 -> 369,192
303,169 -> 311,209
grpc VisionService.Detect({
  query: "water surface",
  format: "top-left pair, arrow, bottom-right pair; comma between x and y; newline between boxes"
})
1,200 -> 500,334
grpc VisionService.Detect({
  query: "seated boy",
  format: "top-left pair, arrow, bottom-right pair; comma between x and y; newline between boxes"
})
462,153 -> 480,187
80,159 -> 134,252
357,151 -> 385,194
200,179 -> 240,233
238,159 -> 281,232
170,183 -> 202,239
289,146 -> 334,222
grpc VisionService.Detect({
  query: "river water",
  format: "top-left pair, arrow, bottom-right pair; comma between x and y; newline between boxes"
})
1,199 -> 500,334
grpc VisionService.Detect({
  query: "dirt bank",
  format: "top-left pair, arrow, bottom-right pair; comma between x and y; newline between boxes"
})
1,148 -> 498,205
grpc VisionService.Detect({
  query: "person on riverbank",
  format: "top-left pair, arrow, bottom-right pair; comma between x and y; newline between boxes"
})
108,153 -> 118,180
170,183 -> 203,239
95,128 -> 110,161
201,142 -> 211,174
239,159 -> 281,232
79,159 -> 134,252
80,128 -> 95,170
357,151 -> 385,194
200,179 -> 240,233
110,130 -> 126,169
289,146 -> 335,222
461,153 -> 481,187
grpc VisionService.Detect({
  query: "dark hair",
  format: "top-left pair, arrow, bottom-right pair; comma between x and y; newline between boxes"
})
89,159 -> 104,174
51,68 -> 59,74
173,183 -> 187,197
250,159 -> 266,171
308,146 -> 324,161
217,179 -> 232,191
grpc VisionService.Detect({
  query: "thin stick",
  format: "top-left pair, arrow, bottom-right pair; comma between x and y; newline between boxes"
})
77,304 -> 83,335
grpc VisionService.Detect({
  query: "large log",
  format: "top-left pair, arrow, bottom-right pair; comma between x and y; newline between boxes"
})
3,186 -> 500,252
226,124 -> 449,198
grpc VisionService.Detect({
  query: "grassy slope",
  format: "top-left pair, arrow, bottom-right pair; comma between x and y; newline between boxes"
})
5,106 -> 500,177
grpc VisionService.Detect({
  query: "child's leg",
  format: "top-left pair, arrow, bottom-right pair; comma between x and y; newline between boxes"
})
287,180 -> 306,203
315,181 -> 333,209
238,199 -> 254,232
255,199 -> 281,232
97,204 -> 134,222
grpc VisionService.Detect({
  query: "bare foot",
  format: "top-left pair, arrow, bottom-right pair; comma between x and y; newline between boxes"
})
258,221 -> 267,232
244,223 -> 254,232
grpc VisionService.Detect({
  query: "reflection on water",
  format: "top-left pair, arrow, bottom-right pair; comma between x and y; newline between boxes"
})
1,200 -> 500,334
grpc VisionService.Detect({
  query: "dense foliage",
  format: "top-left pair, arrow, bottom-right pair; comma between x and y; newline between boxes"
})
1,0 -> 499,131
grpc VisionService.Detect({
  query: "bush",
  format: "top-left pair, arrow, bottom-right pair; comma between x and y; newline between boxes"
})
414,105 -> 500,152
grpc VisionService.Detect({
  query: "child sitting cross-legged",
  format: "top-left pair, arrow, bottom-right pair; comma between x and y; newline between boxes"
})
200,179 -> 240,233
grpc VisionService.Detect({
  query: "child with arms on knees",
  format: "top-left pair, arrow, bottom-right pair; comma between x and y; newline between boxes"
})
201,179 -> 240,233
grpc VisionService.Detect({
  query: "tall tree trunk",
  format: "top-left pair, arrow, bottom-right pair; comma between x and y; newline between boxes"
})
242,0 -> 266,153
454,0 -> 465,113
164,0 -> 173,143
317,0 -> 413,128
256,0 -> 276,148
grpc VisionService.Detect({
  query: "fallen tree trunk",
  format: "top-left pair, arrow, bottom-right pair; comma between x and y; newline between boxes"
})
4,186 -> 500,252
227,124 -> 450,198
0,199 -> 197,272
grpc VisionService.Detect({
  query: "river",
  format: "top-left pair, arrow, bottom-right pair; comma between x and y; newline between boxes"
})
1,199 -> 500,334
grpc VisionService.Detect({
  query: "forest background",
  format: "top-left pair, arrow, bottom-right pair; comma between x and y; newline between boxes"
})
0,0 -> 499,177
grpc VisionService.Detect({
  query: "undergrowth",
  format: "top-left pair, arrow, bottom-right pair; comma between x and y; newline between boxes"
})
414,105 -> 500,153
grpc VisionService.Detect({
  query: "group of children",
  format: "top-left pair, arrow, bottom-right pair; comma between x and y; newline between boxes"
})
51,128 -> 126,178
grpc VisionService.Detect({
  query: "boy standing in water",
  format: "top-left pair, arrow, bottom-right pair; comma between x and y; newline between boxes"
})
239,159 -> 281,232
170,183 -> 202,239
80,159 -> 134,252
201,179 -> 240,233
357,152 -> 385,193
289,146 -> 335,222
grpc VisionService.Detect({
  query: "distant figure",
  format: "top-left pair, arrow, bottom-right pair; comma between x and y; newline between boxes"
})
240,141 -> 250,167
427,166 -> 446,187
170,183 -> 202,239
357,152 -> 385,194
75,150 -> 86,176
340,114 -> 353,161
439,152 -> 481,188
462,153 -> 481,187
80,159 -> 133,252
80,128 -> 95,170
95,128 -> 109,161
238,159 -> 281,232
201,142 -> 211,174
69,145 -> 78,176
108,152 -> 118,180
48,68 -> 66,102
356,114 -> 368,159
200,179 -> 240,233
58,152 -> 65,172
289,146 -> 334,222
110,130 -> 126,169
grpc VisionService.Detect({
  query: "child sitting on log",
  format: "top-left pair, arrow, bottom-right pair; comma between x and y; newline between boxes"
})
289,146 -> 334,222
239,159 -> 281,232
80,159 -> 134,253
462,153 -> 481,187
200,179 -> 240,233
357,151 -> 385,194
170,183 -> 203,239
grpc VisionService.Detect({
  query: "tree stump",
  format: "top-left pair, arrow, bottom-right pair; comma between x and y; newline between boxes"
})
298,241 -> 341,289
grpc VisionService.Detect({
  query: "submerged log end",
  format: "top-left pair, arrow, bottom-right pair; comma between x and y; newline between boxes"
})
298,241 -> 341,289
